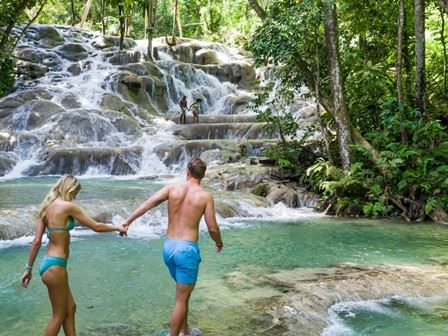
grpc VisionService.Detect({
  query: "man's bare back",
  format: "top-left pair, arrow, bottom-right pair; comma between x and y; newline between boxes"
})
166,181 -> 210,241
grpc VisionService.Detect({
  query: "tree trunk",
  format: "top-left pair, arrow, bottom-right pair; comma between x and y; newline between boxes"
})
414,0 -> 426,114
323,1 -> 353,170
177,2 -> 183,37
0,0 -> 29,51
247,0 -> 266,19
70,0 -> 76,26
171,0 -> 178,44
439,4 -> 448,93
118,0 -> 125,50
397,0 -> 405,106
80,0 -> 93,29
315,29 -> 333,163
396,0 -> 410,143
101,0 -> 106,35
125,6 -> 133,37
146,0 -> 158,60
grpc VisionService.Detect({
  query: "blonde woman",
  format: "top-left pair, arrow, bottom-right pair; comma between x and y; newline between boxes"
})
20,175 -> 126,336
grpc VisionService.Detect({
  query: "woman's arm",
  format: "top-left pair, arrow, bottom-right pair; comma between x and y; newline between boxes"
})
70,204 -> 126,234
21,217 -> 46,288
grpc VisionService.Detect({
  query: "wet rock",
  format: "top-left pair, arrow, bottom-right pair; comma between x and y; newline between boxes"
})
143,76 -> 170,111
205,163 -> 275,192
55,43 -> 89,61
60,93 -> 82,109
108,50 -> 142,65
429,206 -> 448,225
25,25 -> 64,48
0,89 -> 52,118
67,63 -> 82,76
220,93 -> 252,114
154,140 -> 238,167
0,100 -> 65,130
26,146 -> 143,176
16,60 -> 48,79
0,207 -> 37,240
46,109 -> 141,144
173,122 -> 272,140
14,47 -> 62,71
121,63 -> 149,76
14,47 -> 45,63
0,152 -> 15,176
92,35 -> 137,50
0,131 -> 41,152
195,63 -> 256,89
195,48 -> 220,65
208,263 -> 448,336
100,93 -> 133,117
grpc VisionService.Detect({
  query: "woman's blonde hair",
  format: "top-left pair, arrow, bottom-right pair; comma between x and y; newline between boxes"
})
38,175 -> 81,218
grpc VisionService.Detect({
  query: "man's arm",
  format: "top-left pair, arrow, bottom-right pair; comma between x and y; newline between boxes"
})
123,185 -> 170,227
204,193 -> 223,252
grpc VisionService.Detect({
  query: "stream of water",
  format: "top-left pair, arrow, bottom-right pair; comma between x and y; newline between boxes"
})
1,178 -> 448,335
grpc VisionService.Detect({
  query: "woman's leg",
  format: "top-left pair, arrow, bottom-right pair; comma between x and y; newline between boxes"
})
42,267 -> 68,336
62,286 -> 76,336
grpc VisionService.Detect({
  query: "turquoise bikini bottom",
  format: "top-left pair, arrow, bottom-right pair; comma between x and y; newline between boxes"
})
39,256 -> 67,276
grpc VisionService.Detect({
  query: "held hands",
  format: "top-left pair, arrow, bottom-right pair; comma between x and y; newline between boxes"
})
21,270 -> 32,288
117,223 -> 128,237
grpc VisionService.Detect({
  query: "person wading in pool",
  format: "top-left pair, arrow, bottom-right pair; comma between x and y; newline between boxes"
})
122,158 -> 223,336
21,175 -> 127,336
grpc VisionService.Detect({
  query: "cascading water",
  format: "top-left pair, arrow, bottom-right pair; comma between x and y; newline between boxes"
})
0,25 -> 258,179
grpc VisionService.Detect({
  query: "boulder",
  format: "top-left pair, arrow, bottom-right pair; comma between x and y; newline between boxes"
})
25,25 -> 64,48
195,63 -> 256,89
195,48 -> 220,65
92,36 -> 137,50
46,109 -> 141,144
16,60 -> 48,79
0,100 -> 65,131
55,43 -> 89,61
27,146 -> 143,176
14,47 -> 62,71
0,89 -> 52,118
0,152 -> 16,176
108,50 -> 142,65
0,131 -> 41,152
67,63 -> 82,76
60,93 -> 82,109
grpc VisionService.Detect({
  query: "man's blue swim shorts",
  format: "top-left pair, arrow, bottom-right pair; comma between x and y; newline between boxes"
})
163,238 -> 201,285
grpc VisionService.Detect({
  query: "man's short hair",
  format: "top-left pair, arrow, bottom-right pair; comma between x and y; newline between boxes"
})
188,158 -> 206,179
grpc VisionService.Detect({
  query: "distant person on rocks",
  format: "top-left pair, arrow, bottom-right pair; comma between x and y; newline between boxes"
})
21,175 -> 127,336
121,158 -> 223,336
179,96 -> 188,124
190,98 -> 202,124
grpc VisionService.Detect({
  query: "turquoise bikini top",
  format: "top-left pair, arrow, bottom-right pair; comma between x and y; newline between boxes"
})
47,216 -> 75,236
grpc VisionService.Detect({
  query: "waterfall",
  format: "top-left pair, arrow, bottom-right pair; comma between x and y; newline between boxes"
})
0,25 -> 257,178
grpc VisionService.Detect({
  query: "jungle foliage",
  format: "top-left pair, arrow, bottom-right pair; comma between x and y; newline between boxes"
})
250,0 -> 448,221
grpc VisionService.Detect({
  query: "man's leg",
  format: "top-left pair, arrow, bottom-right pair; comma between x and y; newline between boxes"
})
170,283 -> 195,336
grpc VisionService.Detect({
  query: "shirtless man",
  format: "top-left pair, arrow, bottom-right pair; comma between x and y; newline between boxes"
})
179,96 -> 188,124
122,158 -> 223,336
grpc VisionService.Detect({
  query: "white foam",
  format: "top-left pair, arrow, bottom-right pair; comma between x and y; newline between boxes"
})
322,297 -> 402,336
